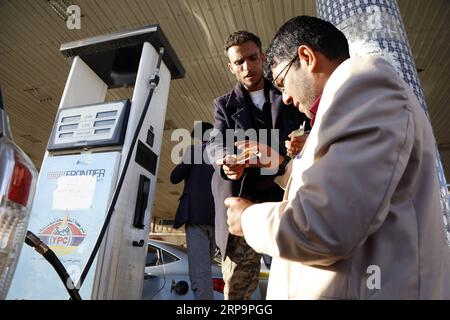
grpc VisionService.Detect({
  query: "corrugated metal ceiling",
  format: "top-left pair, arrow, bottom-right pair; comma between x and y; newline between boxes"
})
0,0 -> 448,219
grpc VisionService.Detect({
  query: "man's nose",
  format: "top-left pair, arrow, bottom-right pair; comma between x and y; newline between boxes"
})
242,60 -> 250,71
282,92 -> 293,105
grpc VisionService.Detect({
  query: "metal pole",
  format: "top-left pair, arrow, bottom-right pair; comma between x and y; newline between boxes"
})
316,0 -> 450,245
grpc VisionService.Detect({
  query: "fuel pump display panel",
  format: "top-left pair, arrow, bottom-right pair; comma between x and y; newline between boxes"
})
48,99 -> 130,151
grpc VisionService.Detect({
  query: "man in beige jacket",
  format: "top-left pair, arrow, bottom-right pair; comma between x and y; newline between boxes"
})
225,16 -> 450,299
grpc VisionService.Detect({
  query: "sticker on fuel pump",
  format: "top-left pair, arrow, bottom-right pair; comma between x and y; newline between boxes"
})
38,215 -> 87,256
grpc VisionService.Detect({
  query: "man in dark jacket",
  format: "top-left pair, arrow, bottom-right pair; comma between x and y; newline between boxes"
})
170,121 -> 216,300
207,31 -> 309,299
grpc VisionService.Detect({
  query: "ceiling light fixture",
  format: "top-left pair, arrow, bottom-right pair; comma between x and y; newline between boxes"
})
46,0 -> 76,21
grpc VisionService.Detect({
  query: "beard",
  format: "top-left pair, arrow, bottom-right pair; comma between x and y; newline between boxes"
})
298,72 -> 320,115
303,92 -> 319,112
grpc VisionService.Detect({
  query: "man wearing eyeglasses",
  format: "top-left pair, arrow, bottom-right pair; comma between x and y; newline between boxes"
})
207,30 -> 309,299
225,16 -> 450,299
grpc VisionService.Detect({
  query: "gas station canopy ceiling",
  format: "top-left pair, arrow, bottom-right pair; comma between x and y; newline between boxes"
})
0,0 -> 449,220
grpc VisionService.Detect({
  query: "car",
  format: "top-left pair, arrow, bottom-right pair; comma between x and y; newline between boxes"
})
0,89 -> 38,299
141,239 -> 268,300
141,239 -> 225,300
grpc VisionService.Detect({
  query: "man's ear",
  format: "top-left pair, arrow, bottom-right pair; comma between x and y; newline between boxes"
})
298,45 -> 318,72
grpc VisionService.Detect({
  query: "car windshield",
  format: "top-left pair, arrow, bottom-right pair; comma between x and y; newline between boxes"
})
152,241 -> 222,267
147,244 -> 179,266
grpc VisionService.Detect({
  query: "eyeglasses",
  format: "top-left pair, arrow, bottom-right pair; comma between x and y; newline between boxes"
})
272,55 -> 298,92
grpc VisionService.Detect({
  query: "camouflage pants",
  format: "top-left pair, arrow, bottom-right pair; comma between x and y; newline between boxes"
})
222,235 -> 261,300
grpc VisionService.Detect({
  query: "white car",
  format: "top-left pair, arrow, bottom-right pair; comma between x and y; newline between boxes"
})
141,239 -> 269,300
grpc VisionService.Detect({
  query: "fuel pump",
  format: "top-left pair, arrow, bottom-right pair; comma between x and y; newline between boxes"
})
7,25 -> 184,300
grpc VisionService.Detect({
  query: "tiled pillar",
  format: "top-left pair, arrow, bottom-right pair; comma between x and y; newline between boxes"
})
316,0 -> 450,244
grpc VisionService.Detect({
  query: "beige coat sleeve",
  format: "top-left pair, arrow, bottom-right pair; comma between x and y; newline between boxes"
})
274,159 -> 293,190
241,200 -> 288,257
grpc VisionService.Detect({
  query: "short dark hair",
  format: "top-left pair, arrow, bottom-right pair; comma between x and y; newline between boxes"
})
191,121 -> 214,141
265,16 -> 350,78
223,30 -> 262,56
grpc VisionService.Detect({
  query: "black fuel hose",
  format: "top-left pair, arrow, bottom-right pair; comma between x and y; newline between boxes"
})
25,231 -> 82,300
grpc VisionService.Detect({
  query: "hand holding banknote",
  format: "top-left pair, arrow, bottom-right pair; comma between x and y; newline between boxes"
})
286,121 -> 309,158
234,140 -> 283,172
216,140 -> 264,180
216,154 -> 247,180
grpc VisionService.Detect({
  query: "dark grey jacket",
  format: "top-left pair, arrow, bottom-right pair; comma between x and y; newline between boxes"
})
170,143 -> 215,228
207,80 -> 309,256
